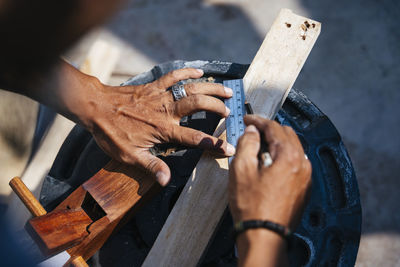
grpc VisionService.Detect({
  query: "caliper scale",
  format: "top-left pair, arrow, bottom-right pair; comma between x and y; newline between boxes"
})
224,79 -> 272,166
223,79 -> 246,163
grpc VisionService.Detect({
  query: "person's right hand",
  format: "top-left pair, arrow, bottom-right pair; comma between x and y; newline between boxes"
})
228,115 -> 312,229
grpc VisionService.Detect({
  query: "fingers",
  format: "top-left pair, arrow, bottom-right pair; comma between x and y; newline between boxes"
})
170,125 -> 235,156
244,115 -> 287,161
283,126 -> 312,175
244,115 -> 310,172
283,125 -> 304,154
132,151 -> 172,186
184,83 -> 233,98
173,95 -> 230,118
234,125 -> 261,169
155,68 -> 204,89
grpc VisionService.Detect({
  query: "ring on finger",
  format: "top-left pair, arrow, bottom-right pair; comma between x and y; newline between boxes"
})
171,84 -> 187,101
261,152 -> 308,168
261,152 -> 273,167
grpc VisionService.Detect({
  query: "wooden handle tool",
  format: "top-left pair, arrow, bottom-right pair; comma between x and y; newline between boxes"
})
9,177 -> 47,217
9,177 -> 89,267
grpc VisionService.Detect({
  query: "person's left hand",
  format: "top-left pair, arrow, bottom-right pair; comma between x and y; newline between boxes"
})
82,68 -> 234,186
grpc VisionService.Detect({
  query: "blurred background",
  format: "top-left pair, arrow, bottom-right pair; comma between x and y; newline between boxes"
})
0,0 -> 399,265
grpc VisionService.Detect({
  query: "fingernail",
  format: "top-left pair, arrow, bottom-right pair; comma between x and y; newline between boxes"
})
225,106 -> 230,116
224,86 -> 233,96
156,171 -> 169,186
196,69 -> 204,75
227,143 -> 236,156
245,125 -> 257,133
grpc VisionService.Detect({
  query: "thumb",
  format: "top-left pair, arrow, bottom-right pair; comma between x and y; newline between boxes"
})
235,125 -> 260,162
134,151 -> 171,186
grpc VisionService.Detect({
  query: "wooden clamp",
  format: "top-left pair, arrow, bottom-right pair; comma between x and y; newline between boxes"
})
10,160 -> 159,266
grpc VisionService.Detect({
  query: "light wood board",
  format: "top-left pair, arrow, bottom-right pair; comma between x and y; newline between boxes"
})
142,9 -> 321,267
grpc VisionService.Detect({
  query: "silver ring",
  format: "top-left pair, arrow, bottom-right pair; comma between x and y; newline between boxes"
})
171,84 -> 187,101
261,152 -> 273,167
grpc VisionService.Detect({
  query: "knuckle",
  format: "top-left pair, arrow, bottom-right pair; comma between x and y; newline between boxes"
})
291,150 -> 301,161
246,157 -> 259,167
237,134 -> 249,145
252,114 -> 267,123
216,98 -> 225,109
261,118 -> 273,127
283,125 -> 293,133
235,157 -> 258,173
240,132 -> 258,145
212,84 -> 224,94
185,83 -> 196,94
170,70 -> 181,80
285,150 -> 302,169
261,122 -> 273,134
192,132 -> 205,144
120,152 -> 136,165
269,139 -> 282,152
218,84 -> 226,93
270,120 -> 282,130
191,95 -> 204,107
145,158 -> 160,174
155,123 -> 168,135
246,130 -> 259,139
290,165 -> 302,174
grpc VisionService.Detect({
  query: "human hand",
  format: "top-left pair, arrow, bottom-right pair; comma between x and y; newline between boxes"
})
84,68 -> 234,186
228,115 -> 311,229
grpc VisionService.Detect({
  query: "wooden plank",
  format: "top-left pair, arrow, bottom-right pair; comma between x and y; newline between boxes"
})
142,9 -> 321,267
243,9 -> 321,117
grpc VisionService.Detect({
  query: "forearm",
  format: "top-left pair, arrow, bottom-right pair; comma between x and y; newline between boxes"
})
237,229 -> 288,267
2,59 -> 102,129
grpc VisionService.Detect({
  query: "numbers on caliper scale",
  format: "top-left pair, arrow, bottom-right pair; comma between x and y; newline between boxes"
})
223,79 -> 246,163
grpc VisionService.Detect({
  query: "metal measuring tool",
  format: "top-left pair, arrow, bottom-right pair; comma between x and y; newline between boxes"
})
223,79 -> 272,167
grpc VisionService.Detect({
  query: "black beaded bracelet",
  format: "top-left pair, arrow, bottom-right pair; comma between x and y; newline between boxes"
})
232,220 -> 292,241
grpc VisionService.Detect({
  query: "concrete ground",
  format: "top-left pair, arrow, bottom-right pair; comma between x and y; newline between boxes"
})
1,0 -> 399,265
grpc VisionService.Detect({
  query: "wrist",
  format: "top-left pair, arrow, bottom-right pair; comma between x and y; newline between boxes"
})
237,229 -> 287,266
235,210 -> 291,229
233,220 -> 291,241
61,74 -> 104,131
238,228 -> 286,245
